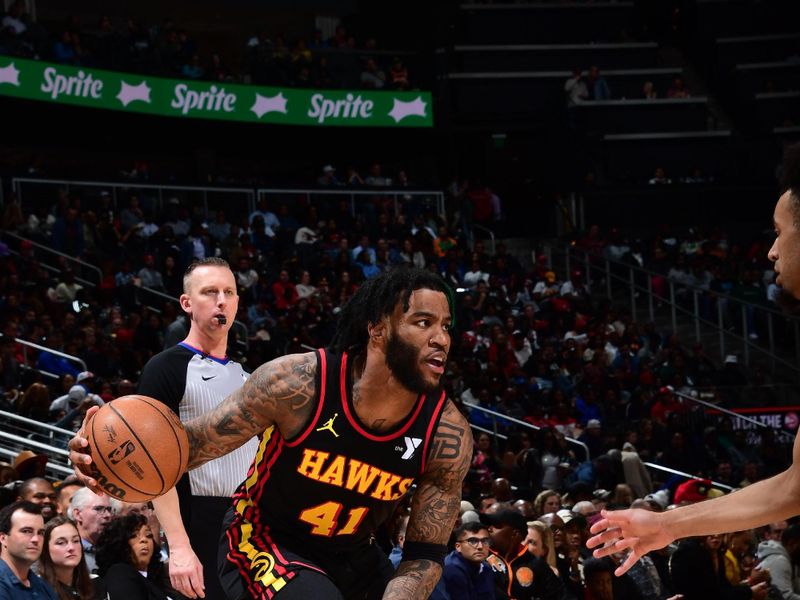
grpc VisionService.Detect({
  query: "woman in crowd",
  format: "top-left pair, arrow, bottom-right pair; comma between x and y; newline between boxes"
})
38,515 -> 102,600
95,513 -> 178,600
526,520 -> 560,576
534,489 -> 562,519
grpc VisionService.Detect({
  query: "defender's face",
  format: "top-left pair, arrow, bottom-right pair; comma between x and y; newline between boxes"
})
769,192 -> 800,298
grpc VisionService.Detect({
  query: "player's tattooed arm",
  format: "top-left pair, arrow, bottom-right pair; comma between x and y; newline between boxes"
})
383,400 -> 472,599
185,352 -> 317,470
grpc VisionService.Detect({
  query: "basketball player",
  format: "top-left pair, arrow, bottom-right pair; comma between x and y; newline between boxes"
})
142,257 -> 256,599
71,267 -> 472,599
587,143 -> 800,576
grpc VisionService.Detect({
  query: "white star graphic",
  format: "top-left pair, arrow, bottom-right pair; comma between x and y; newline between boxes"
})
116,81 -> 151,107
388,96 -> 427,123
251,92 -> 288,118
0,62 -> 21,86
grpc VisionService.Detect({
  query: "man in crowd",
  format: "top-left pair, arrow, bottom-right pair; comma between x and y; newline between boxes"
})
67,488 -> 113,574
54,478 -> 83,516
483,509 -> 564,599
16,478 -> 57,522
756,523 -> 800,600
442,521 -> 495,599
0,501 -> 57,599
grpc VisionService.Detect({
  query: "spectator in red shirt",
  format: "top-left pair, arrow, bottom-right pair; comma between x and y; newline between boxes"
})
271,269 -> 298,312
650,387 -> 688,425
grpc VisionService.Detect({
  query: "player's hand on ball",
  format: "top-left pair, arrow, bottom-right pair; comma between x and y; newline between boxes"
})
68,405 -> 103,493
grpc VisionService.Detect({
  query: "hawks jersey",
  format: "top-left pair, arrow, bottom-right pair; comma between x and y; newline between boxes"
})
230,348 -> 449,559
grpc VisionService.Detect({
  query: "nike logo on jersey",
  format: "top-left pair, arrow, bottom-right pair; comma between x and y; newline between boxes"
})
399,436 -> 422,460
201,375 -> 217,381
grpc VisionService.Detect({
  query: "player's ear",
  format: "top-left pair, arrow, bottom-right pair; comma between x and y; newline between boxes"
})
180,293 -> 191,314
368,320 -> 386,341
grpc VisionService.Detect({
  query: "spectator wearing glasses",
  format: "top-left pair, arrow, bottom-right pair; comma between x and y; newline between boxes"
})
443,522 -> 496,599
67,488 -> 114,574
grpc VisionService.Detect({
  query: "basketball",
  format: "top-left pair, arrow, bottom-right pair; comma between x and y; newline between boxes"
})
85,395 -> 189,502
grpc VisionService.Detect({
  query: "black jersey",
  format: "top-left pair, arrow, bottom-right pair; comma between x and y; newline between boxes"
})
229,348 -> 449,559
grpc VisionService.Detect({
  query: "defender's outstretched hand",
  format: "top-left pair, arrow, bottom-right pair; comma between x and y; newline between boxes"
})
67,405 -> 104,494
586,508 -> 674,576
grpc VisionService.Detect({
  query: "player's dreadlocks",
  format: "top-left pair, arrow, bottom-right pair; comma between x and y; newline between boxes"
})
329,266 -> 454,354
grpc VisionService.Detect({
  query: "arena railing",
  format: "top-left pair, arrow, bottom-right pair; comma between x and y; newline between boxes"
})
11,177 -> 256,219
2,335 -> 87,381
0,409 -> 75,449
642,462 -> 734,492
255,187 -> 446,219
0,428 -> 71,466
464,399 -> 749,493
461,400 -> 591,462
472,223 -> 496,255
1,231 -> 102,286
10,177 -> 448,223
541,241 -> 800,385
0,447 -> 74,478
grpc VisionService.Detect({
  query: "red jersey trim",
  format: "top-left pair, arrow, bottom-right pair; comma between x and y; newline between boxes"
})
285,349 -> 327,448
419,392 -> 448,474
339,351 -> 428,442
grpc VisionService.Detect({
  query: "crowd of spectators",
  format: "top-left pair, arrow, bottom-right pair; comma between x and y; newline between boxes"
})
1,1 -> 416,91
0,174 -> 796,598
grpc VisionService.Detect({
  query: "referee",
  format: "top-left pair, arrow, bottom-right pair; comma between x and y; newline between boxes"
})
142,257 -> 257,599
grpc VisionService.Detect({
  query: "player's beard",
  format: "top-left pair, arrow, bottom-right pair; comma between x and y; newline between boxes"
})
386,333 -> 440,395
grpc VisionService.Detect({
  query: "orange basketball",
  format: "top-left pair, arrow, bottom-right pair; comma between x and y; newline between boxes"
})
86,395 -> 189,502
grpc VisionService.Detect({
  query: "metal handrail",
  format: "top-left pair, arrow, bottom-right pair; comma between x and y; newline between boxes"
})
472,224 -> 496,255
11,177 -> 255,215
667,387 -> 771,429
543,241 -> 800,379
1,231 -> 102,285
1,334 -> 87,372
643,462 -> 735,492
256,186 -> 447,220
0,410 -> 75,437
10,177 -> 446,221
462,400 -> 591,462
470,423 -> 509,440
0,430 -> 70,458
0,447 -> 74,477
552,242 -> 795,322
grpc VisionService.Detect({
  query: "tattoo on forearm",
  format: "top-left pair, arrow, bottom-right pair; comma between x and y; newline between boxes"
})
185,353 -> 317,470
383,560 -> 441,600
214,414 -> 238,437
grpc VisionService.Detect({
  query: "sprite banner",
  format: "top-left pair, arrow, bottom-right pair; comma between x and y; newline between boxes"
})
0,56 -> 433,127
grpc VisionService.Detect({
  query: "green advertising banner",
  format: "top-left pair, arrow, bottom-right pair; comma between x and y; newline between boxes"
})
0,56 -> 433,127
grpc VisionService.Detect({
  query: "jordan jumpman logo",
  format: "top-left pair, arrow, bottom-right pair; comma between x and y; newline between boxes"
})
316,413 -> 340,437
